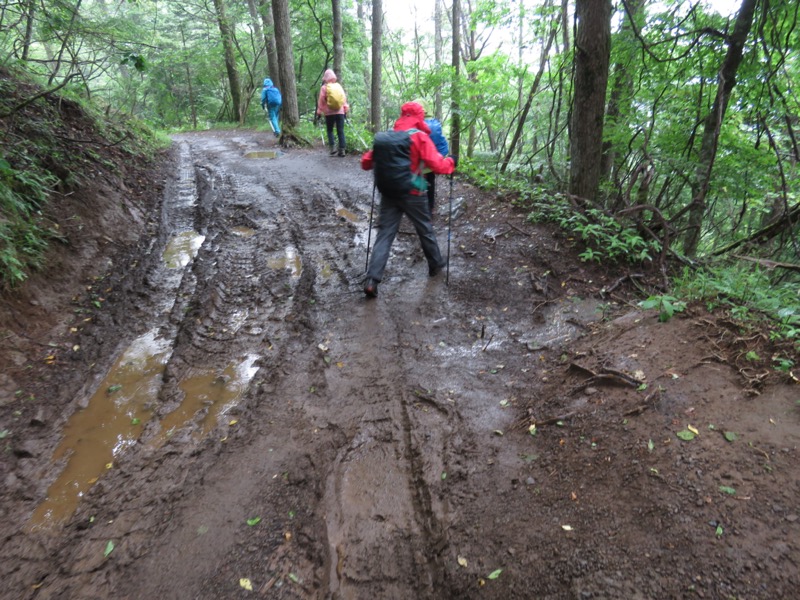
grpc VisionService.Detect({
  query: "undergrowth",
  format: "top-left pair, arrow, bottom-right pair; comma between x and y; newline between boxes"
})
0,67 -> 163,287
459,156 -> 799,362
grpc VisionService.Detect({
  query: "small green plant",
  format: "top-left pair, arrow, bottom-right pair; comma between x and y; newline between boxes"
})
640,295 -> 687,322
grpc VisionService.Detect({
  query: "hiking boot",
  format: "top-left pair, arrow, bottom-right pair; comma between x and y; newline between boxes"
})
338,148 -> 346,157
429,262 -> 446,277
329,146 -> 337,156
363,278 -> 378,298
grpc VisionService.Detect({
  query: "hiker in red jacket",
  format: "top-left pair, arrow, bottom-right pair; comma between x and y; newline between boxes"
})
361,101 -> 456,298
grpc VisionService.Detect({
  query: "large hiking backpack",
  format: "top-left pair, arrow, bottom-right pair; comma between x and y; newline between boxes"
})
372,129 -> 427,197
326,82 -> 346,110
266,86 -> 282,107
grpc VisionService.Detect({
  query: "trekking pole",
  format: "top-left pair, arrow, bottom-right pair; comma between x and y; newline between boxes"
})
263,107 -> 275,133
365,184 -> 376,273
447,173 -> 453,286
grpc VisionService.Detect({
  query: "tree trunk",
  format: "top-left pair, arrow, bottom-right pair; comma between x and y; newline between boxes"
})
257,0 -> 281,90
600,0 -> 644,189
272,0 -> 299,130
450,0 -> 461,158
370,0 -> 382,132
21,0 -> 36,61
501,22 -> 557,173
568,0 -> 612,202
434,0 -> 443,120
683,0 -> 758,256
180,26 -> 198,129
47,0 -> 83,86
212,0 -> 242,123
332,0 -> 343,78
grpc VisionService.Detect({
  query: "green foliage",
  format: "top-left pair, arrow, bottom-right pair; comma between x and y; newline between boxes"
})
674,264 -> 800,345
640,295 -> 687,323
0,158 -> 56,287
523,195 -> 660,265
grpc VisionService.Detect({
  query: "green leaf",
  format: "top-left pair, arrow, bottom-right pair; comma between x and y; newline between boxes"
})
0,430 -> 9,439
676,430 -> 696,441
723,431 -> 738,442
288,573 -> 300,583
246,517 -> 261,526
441,472 -> 447,480
107,384 -> 122,394
130,418 -> 141,425
647,439 -> 655,452
104,540 -> 115,557
745,350 -> 760,361
719,486 -> 736,495
487,568 -> 503,580
715,525 -> 723,538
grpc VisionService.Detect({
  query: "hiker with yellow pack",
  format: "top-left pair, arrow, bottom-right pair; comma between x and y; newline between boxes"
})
316,69 -> 349,157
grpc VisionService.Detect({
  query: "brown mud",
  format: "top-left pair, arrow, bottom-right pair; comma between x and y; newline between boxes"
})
1,130 -> 798,599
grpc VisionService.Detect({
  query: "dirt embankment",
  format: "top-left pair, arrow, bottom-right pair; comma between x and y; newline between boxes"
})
1,129 -> 798,600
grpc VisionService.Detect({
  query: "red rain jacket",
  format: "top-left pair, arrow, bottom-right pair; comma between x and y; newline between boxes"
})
361,102 -> 455,194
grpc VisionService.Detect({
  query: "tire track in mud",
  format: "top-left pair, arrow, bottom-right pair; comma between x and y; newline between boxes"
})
20,133 -> 515,600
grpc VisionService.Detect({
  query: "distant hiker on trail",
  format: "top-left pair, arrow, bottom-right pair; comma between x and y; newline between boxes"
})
260,78 -> 282,137
361,101 -> 456,299
413,98 -> 450,220
316,69 -> 348,157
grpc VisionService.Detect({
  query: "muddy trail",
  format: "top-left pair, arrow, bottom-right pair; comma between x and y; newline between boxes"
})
1,130 -> 799,600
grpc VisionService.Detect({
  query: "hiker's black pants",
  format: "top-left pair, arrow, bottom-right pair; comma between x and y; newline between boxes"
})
325,114 -> 346,150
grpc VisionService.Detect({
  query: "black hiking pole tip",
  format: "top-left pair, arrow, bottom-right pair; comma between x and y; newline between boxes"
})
446,173 -> 453,286
365,184 -> 376,274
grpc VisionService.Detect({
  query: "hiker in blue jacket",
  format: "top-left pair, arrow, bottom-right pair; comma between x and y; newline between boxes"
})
260,78 -> 282,137
414,99 -> 450,218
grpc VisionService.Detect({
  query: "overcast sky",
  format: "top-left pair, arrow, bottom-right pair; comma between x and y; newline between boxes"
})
384,0 -> 743,42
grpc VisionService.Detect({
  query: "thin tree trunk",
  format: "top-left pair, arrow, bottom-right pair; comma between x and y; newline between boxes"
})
600,0 -> 644,188
568,0 -> 612,202
212,0 -> 242,123
333,0 -> 343,76
47,0 -> 83,86
272,0 -> 299,129
501,22 -> 557,173
21,0 -> 36,61
683,0 -> 758,256
434,0 -> 443,120
257,0 -> 281,89
180,26 -> 198,129
370,0 -> 382,132
450,0 -> 461,158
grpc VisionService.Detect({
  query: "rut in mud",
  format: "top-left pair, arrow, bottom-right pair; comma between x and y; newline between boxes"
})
1,131 -> 798,600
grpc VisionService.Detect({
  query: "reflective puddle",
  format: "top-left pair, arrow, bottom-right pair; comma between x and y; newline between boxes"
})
156,355 -> 260,442
244,151 -> 280,159
336,207 -> 360,222
232,226 -> 256,238
163,231 -> 205,269
268,246 -> 302,277
28,330 -> 172,531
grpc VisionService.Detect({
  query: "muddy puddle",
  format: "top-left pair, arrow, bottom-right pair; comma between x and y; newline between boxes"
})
163,231 -> 205,269
155,354 -> 260,443
28,330 -> 172,531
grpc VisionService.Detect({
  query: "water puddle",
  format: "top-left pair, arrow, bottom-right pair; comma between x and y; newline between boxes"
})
244,151 -> 281,159
231,226 -> 256,238
523,297 -> 601,350
163,231 -> 205,269
267,246 -> 302,277
156,355 -> 260,442
336,207 -> 360,223
28,330 -> 172,531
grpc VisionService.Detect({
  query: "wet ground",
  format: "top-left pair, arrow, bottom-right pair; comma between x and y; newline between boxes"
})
1,130 -> 798,599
